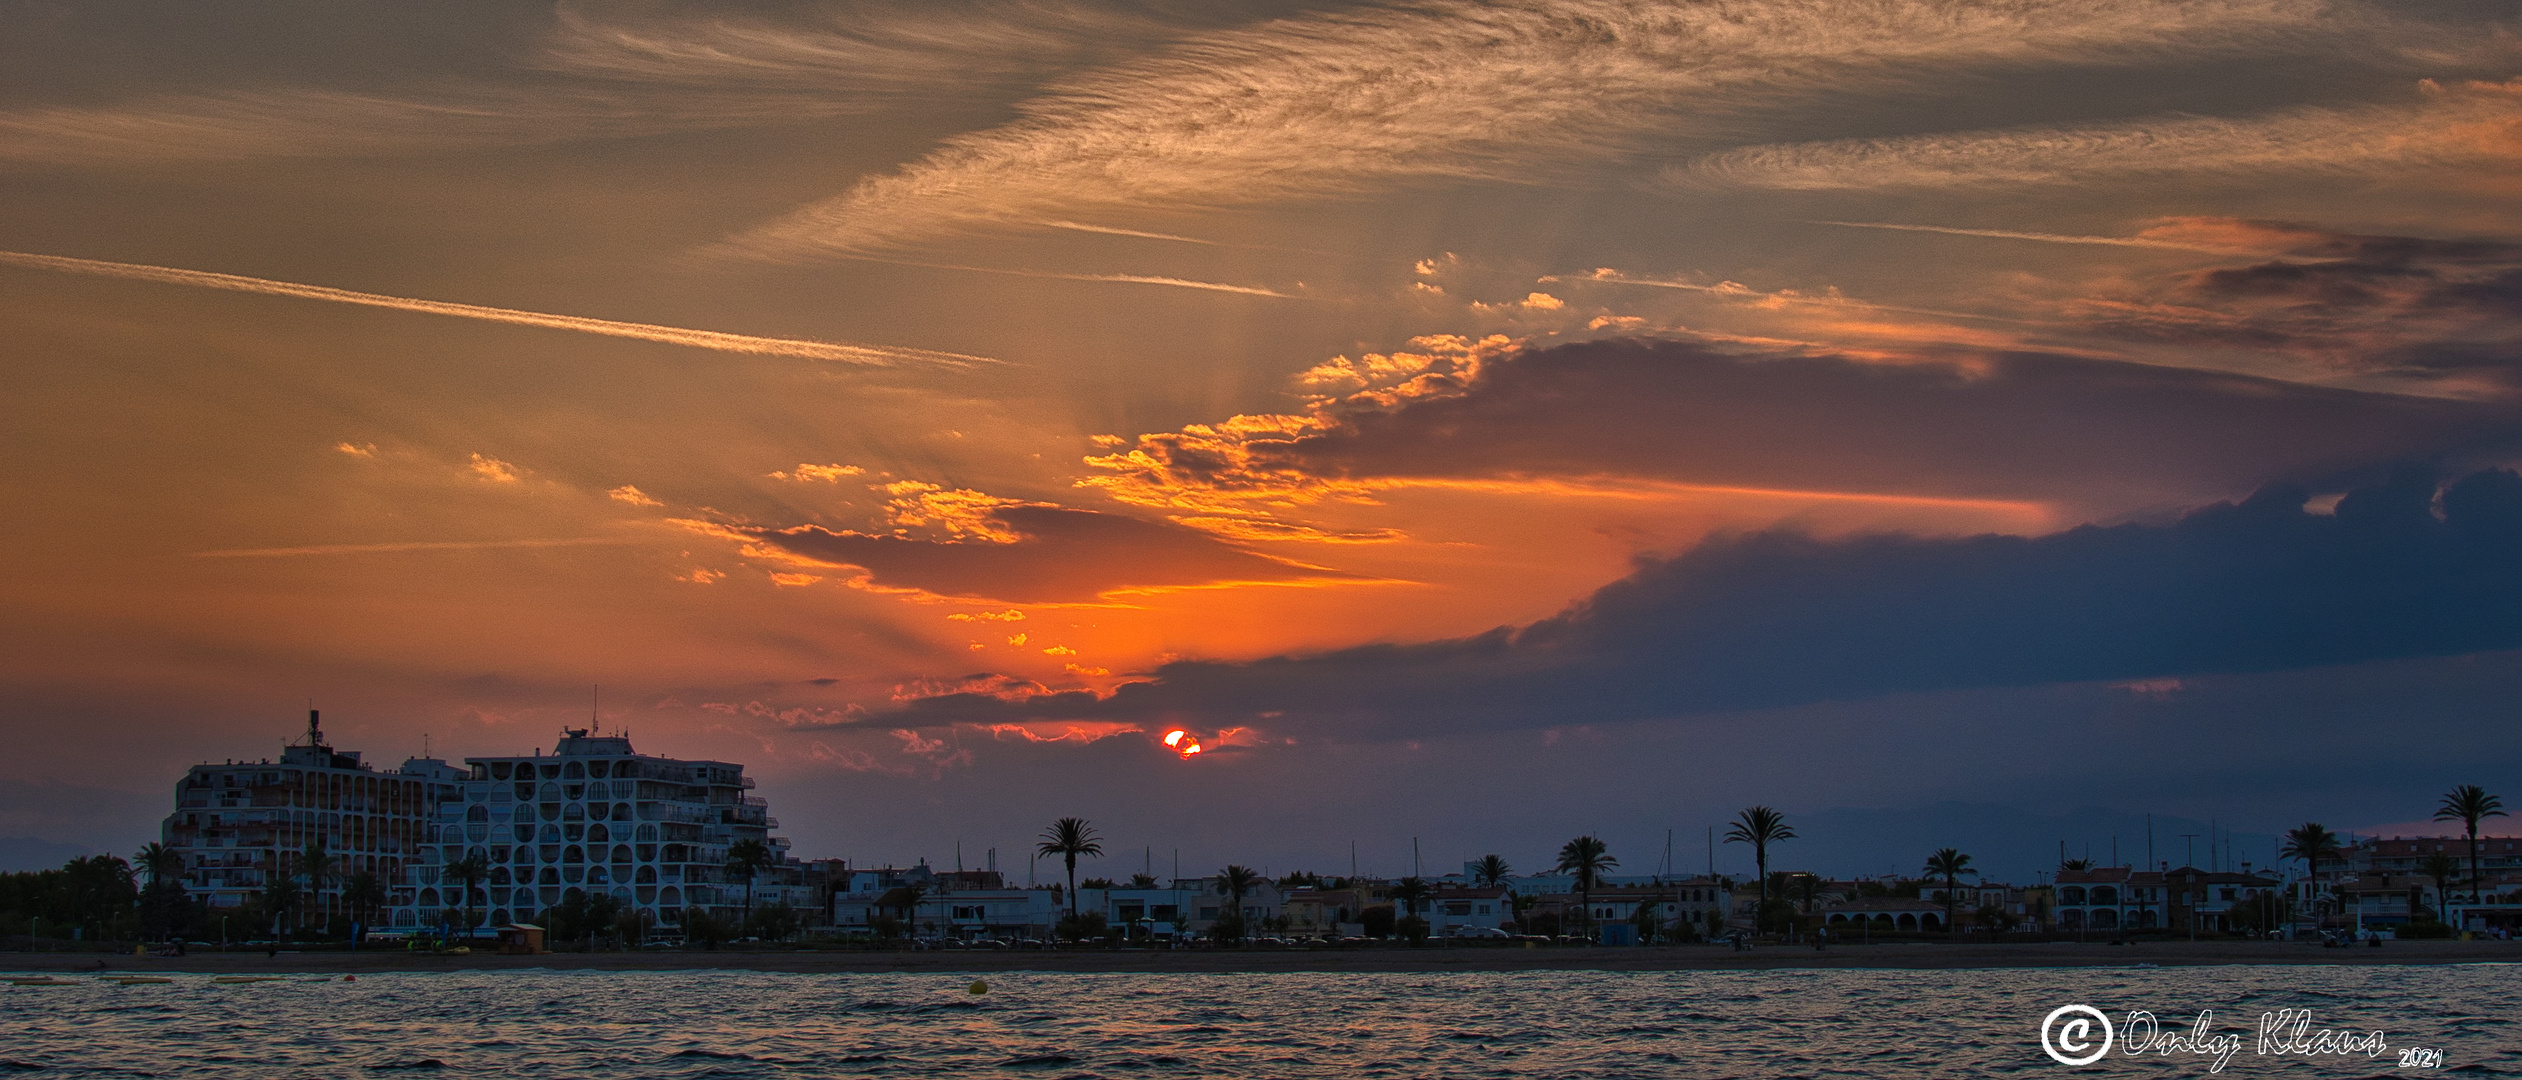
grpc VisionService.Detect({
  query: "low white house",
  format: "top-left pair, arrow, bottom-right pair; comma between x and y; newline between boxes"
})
924,887 -> 1061,938
1423,886 -> 1511,936
1081,876 -> 1286,938
829,865 -> 1063,939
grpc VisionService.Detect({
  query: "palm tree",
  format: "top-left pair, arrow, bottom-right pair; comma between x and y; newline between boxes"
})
1218,864 -> 1262,942
444,854 -> 491,940
1472,854 -> 1512,888
2418,852 -> 2464,922
298,843 -> 337,935
1555,836 -> 1617,942
872,881 -> 928,938
135,842 -> 182,887
1389,875 -> 1430,920
261,876 -> 301,940
2434,785 -> 2507,911
724,838 -> 776,933
1507,892 -> 1539,933
1037,817 -> 1104,919
2280,823 -> 2341,929
1388,876 -> 1432,943
1724,807 -> 1796,907
2060,858 -> 2094,872
1923,848 -> 1975,935
342,871 -> 385,936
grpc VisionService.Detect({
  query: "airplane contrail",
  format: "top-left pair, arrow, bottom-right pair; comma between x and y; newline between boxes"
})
830,253 -> 1306,298
1565,269 -> 2041,325
0,249 -> 997,366
1037,220 -> 1223,245
196,537 -> 643,557
1807,221 -> 2268,256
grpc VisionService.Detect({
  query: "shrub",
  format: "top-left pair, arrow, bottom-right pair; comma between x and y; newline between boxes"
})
1055,911 -> 1108,942
1360,905 -> 1396,938
680,908 -> 730,949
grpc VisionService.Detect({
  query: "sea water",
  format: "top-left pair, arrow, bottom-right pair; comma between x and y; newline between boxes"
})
3,964 -> 2515,1077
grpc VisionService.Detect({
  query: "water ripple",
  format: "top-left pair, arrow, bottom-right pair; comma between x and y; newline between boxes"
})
3,966 -> 2518,1077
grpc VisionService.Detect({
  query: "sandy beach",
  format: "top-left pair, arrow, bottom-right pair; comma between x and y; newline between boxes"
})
11,938 -> 2516,976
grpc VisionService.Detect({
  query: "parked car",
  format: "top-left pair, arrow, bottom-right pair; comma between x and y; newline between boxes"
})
1446,926 -> 1511,940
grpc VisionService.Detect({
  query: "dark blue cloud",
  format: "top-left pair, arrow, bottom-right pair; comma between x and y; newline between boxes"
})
893,467 -> 2522,738
1131,336 -> 2522,515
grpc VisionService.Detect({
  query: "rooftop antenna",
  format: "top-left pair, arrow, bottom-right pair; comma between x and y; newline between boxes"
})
423,732 -> 431,759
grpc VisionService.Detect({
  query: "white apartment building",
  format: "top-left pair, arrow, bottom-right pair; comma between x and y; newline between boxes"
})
384,728 -> 806,936
159,712 -> 463,931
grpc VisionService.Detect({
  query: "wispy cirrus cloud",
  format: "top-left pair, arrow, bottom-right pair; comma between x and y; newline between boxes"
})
536,0 -> 1206,90
732,0 -> 2336,256
1677,77 -> 2522,190
0,85 -> 862,169
0,250 -> 992,367
2057,223 -> 2522,387
0,2 -> 1227,169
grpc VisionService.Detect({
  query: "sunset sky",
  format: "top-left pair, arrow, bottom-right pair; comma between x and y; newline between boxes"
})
6,0 -> 2522,881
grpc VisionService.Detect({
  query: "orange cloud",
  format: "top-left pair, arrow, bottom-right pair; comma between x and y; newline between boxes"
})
878,480 -> 1035,543
468,453 -> 522,483
693,505 -> 1361,604
608,484 -> 662,506
769,463 -> 864,482
982,721 -> 1140,743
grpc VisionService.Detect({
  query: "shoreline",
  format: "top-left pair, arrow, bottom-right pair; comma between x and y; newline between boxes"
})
10,939 -> 2516,975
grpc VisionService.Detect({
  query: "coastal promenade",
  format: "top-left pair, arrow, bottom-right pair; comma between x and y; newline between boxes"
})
12,939 -> 2517,975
